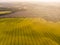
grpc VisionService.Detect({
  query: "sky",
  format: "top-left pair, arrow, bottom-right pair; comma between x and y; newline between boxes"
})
0,0 -> 60,2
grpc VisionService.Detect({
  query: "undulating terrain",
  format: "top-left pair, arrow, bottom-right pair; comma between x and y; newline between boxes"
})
0,2 -> 60,45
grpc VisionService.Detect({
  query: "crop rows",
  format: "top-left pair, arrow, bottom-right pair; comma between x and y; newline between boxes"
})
0,18 -> 59,45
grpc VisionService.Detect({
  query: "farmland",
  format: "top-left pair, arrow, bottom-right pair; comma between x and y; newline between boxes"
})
0,2 -> 60,45
0,18 -> 60,45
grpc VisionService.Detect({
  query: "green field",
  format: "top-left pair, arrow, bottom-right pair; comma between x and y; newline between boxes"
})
0,18 -> 60,45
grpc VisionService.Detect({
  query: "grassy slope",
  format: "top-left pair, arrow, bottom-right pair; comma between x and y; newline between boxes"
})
0,18 -> 60,45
